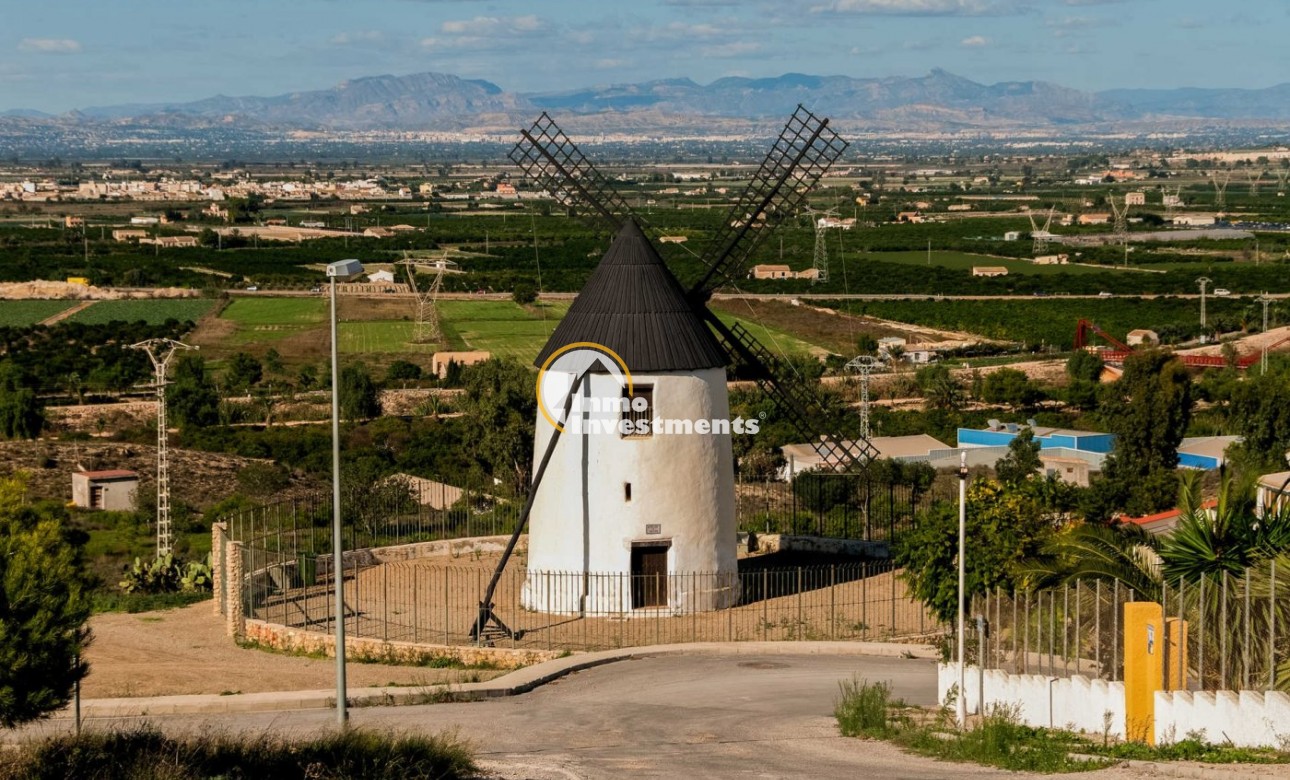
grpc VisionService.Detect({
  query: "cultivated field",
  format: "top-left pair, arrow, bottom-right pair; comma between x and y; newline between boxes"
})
0,299 -> 77,326
65,298 -> 217,325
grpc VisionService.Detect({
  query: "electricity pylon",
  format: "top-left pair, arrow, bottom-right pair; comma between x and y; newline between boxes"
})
1028,207 -> 1055,256
806,207 -> 838,284
129,338 -> 196,557
845,355 -> 886,441
1196,277 -> 1212,329
397,255 -> 456,343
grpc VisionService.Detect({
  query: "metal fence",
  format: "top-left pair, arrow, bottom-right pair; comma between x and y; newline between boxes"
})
961,560 -> 1288,693
237,549 -> 942,652
223,471 -> 946,552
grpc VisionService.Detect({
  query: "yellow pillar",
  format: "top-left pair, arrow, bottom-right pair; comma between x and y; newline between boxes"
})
1165,618 -> 1188,692
1123,602 -> 1164,744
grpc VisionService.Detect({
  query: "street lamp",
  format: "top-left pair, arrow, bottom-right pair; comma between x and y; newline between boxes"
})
325,257 -> 363,726
957,450 -> 969,727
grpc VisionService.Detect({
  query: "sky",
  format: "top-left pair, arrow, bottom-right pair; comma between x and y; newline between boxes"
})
1,0 -> 1288,113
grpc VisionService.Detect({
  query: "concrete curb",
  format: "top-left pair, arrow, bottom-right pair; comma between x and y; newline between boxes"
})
59,641 -> 937,719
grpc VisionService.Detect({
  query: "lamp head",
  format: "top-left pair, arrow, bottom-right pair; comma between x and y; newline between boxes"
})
326,258 -> 364,279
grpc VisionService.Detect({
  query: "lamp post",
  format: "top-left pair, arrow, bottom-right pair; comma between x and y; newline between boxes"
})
957,450 -> 968,727
326,258 -> 364,726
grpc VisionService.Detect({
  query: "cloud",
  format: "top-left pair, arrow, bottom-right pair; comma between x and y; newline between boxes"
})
440,15 -> 545,36
329,31 -> 385,46
960,35 -> 989,47
810,0 -> 1021,15
594,58 -> 627,69
18,38 -> 81,54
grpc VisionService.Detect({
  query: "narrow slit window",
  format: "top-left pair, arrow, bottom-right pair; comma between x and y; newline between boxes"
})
624,482 -> 632,501
622,386 -> 653,438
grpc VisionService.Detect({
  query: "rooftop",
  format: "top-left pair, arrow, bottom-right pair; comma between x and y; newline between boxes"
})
534,220 -> 726,373
76,469 -> 139,480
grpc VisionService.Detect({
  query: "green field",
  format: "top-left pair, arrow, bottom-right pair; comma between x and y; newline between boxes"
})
437,300 -> 566,361
221,297 -> 326,326
864,251 -> 1124,276
220,297 -> 328,345
67,299 -> 217,325
712,311 -> 825,359
0,300 -> 78,327
339,321 -> 435,354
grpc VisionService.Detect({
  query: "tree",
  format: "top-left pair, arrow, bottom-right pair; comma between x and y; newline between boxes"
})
0,363 -> 44,440
339,363 -> 381,420
1086,350 -> 1192,520
897,478 -> 1058,624
512,283 -> 537,305
167,354 -> 219,430
854,333 -> 879,356
995,429 -> 1042,486
1066,351 -> 1104,384
386,360 -> 422,384
1228,368 -> 1290,471
915,363 -> 966,413
455,359 -> 536,495
980,367 -> 1041,410
0,475 -> 91,727
225,352 -> 262,393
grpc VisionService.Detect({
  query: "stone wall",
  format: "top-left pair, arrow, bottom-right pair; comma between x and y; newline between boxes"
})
242,619 -> 559,670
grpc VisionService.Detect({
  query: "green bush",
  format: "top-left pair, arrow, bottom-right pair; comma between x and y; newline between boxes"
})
0,727 -> 477,780
119,554 -> 212,595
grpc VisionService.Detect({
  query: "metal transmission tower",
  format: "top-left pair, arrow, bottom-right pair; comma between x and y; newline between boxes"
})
1028,207 -> 1055,256
1163,185 -> 1183,219
1212,170 -> 1232,211
1257,292 -> 1274,375
845,355 -> 886,441
129,338 -> 196,557
805,206 -> 838,283
1196,277 -> 1213,329
1248,169 -> 1263,196
396,255 -> 456,343
1276,168 -> 1289,197
1108,192 -> 1130,265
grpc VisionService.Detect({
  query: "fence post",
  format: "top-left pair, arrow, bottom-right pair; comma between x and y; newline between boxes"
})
211,522 -> 227,618
796,567 -> 803,641
1270,559 -> 1278,692
1198,575 -> 1206,690
830,565 -> 836,641
226,540 -> 245,638
1243,567 -> 1251,691
1220,571 -> 1229,690
762,569 -> 768,641
1112,581 -> 1120,682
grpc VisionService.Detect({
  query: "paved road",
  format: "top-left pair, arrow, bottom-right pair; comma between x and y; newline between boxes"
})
32,652 -> 1151,779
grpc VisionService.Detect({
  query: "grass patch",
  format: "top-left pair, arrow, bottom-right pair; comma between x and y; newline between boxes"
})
66,299 -> 216,325
0,726 -> 477,780
222,297 -> 327,326
835,678 -> 902,738
236,637 -> 510,671
0,300 -> 77,326
1089,738 -> 1290,765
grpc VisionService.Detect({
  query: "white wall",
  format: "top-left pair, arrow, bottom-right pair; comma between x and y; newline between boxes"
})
939,663 -> 1126,740
1155,690 -> 1290,748
941,663 -> 1290,748
524,367 -> 738,614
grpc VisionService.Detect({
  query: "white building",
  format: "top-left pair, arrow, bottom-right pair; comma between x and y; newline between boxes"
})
367,269 -> 396,284
522,221 -> 738,615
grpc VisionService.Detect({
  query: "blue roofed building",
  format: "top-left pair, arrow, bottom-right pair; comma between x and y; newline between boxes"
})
956,420 -> 1115,455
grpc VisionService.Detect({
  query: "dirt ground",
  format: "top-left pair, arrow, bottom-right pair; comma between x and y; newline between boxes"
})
81,601 -> 506,699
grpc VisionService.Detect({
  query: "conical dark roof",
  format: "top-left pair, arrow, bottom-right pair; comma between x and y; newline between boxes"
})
534,220 -> 728,372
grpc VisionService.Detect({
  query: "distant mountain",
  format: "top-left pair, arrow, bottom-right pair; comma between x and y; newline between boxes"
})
78,72 -> 531,130
7,70 -> 1290,134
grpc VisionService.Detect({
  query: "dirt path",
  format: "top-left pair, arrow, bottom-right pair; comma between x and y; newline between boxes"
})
38,300 -> 94,325
81,601 -> 506,698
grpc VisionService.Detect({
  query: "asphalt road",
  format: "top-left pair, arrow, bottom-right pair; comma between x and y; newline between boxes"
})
29,652 -> 1154,779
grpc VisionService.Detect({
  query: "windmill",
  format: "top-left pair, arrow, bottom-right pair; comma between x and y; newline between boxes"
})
470,106 -> 875,643
1212,169 -> 1232,211
396,254 -> 456,343
805,205 -> 839,283
128,338 -> 196,557
1028,207 -> 1055,256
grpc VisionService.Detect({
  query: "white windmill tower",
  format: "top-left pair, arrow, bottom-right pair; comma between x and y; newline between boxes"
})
521,221 -> 738,615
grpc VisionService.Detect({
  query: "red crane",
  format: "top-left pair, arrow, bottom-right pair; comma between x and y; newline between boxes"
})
1073,319 -> 1290,370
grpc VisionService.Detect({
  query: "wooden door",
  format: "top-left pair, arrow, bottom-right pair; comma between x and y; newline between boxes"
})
631,544 -> 668,608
